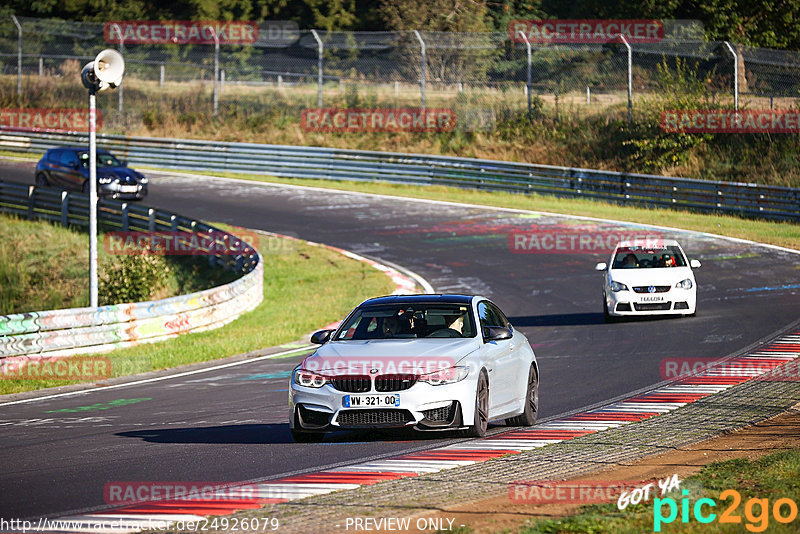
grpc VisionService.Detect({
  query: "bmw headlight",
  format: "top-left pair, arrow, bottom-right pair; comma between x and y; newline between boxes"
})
610,281 -> 629,292
98,176 -> 115,184
137,173 -> 148,184
676,278 -> 693,289
293,368 -> 328,388
419,366 -> 470,386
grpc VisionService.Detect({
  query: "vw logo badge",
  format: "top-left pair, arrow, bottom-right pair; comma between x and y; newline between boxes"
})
648,285 -> 656,293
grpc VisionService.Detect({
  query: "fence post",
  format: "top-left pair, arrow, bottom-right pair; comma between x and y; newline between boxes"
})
311,30 -> 323,108
619,35 -> 632,123
208,228 -> 216,267
221,70 -> 225,91
213,30 -> 220,116
118,31 -> 124,115
159,64 -> 164,87
413,30 -> 426,110
11,15 -> 22,98
61,191 -> 69,227
723,41 -> 739,110
27,185 -> 35,219
517,31 -> 532,119
39,57 -> 43,77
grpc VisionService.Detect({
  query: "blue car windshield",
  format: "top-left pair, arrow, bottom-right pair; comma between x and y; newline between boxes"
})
78,152 -> 123,168
336,303 -> 476,340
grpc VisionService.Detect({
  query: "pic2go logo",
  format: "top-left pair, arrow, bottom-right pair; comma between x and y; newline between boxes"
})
654,489 -> 799,532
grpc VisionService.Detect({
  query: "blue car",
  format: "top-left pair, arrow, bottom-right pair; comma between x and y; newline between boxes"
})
35,147 -> 148,200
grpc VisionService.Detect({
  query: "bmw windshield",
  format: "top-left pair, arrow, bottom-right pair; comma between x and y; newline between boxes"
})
335,303 -> 477,340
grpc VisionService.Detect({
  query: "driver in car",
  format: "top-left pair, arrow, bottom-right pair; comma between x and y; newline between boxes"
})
445,314 -> 464,334
621,253 -> 638,268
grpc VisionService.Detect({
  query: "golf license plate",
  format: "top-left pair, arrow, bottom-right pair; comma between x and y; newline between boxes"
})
120,185 -> 139,193
343,394 -> 400,408
639,296 -> 664,302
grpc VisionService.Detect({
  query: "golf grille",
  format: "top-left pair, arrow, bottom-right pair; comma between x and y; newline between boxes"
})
633,302 -> 672,311
633,286 -> 671,293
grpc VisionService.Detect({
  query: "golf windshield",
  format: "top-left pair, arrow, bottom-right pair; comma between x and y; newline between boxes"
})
613,246 -> 687,269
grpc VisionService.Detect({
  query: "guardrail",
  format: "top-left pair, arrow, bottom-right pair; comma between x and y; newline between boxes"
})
1,130 -> 798,221
0,181 -> 263,359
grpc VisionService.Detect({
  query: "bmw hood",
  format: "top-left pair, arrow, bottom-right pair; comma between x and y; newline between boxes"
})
301,338 -> 481,376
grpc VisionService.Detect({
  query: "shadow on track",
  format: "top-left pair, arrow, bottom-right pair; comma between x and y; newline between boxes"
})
117,424 -> 466,445
117,424 -> 294,444
509,313 -> 605,327
509,312 -> 686,327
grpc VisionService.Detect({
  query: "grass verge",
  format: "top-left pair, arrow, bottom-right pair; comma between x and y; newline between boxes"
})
162,171 -> 800,251
0,213 -> 236,314
0,213 -> 89,313
519,447 -> 800,533
0,229 -> 396,395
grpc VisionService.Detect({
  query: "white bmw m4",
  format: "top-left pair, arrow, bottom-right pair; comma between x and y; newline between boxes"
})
289,294 -> 539,442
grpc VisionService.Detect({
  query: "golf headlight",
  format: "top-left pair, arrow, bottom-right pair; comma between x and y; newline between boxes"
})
137,174 -> 148,184
419,366 -> 470,386
293,369 -> 328,388
676,278 -> 693,289
610,281 -> 629,292
98,176 -> 115,184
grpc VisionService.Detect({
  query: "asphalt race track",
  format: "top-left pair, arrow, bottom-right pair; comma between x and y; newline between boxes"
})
2,161 -> 799,521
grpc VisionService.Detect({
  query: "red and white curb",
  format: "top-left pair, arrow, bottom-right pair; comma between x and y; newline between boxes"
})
36,331 -> 799,532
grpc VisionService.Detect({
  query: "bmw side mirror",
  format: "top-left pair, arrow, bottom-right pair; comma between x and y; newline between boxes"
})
310,329 -> 334,344
484,326 -> 512,341
595,262 -> 607,271
690,259 -> 701,268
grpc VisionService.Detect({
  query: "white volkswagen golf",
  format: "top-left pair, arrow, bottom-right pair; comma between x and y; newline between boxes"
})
595,239 -> 701,321
289,295 -> 539,442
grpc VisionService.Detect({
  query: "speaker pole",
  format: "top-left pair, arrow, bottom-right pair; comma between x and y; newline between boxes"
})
81,48 -> 124,309
89,87 -> 99,308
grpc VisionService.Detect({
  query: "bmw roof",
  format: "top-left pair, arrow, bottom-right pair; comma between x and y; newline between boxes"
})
358,294 -> 475,306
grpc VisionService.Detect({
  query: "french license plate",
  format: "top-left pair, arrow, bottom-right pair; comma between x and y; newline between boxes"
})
639,296 -> 664,302
120,185 -> 138,193
343,394 -> 400,408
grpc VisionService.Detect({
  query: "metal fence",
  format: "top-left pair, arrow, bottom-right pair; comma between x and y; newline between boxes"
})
1,130 -> 797,221
0,181 -> 263,358
2,16 -> 799,127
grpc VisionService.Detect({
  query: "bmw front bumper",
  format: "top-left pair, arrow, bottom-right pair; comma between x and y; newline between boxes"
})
289,376 -> 478,432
